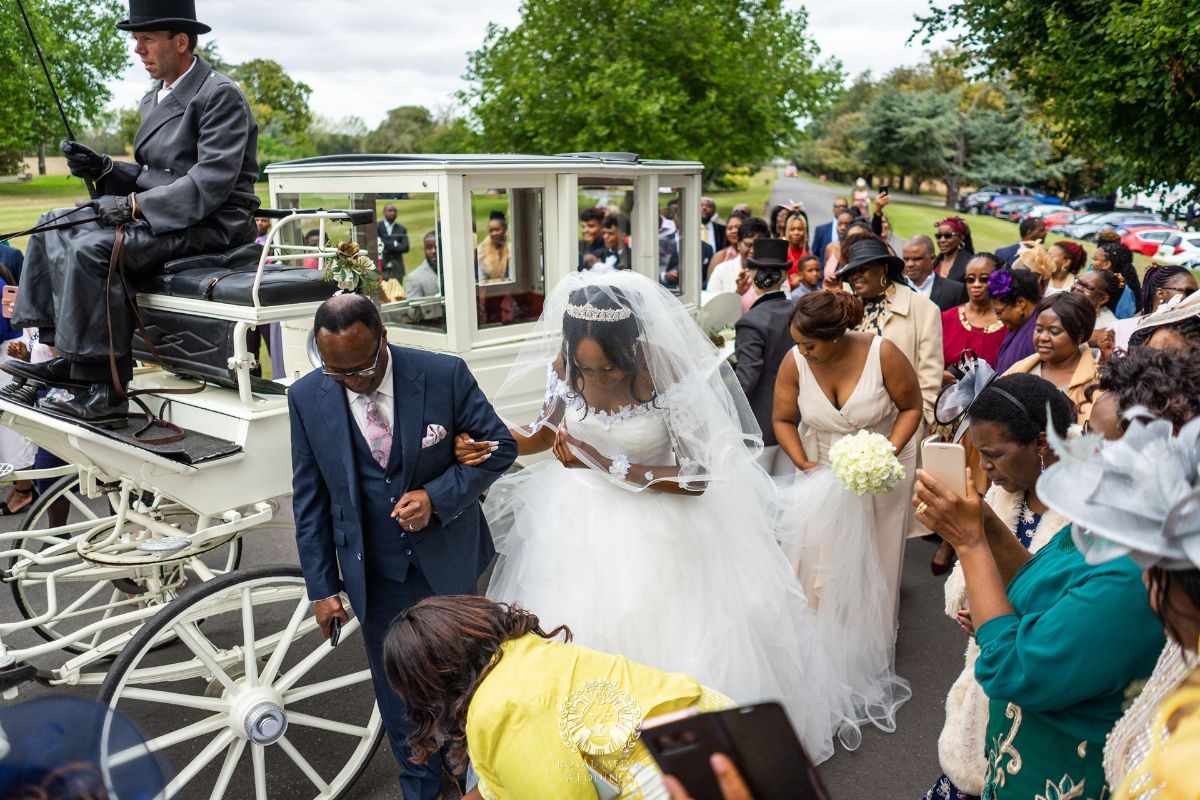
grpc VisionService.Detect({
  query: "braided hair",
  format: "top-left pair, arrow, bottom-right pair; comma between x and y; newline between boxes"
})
1094,235 -> 1142,313
1141,265 -> 1192,313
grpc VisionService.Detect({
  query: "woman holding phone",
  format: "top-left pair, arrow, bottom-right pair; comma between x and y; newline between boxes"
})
921,375 -> 1073,800
913,379 -> 1163,799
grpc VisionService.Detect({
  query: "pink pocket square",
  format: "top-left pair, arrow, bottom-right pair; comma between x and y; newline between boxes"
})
422,424 -> 447,448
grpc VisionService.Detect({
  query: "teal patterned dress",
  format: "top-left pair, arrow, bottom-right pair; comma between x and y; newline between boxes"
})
973,526 -> 1164,799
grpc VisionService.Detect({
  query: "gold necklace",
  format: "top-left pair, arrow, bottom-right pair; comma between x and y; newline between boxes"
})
958,304 -> 1005,334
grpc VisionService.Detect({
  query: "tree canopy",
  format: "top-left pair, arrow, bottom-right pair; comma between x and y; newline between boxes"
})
461,0 -> 838,175
917,0 -> 1200,200
0,0 -> 127,172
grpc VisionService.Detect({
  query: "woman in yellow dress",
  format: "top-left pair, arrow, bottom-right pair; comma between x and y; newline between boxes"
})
383,595 -> 734,800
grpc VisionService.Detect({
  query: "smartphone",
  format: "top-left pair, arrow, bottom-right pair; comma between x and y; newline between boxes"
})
2,285 -> 16,319
328,616 -> 342,648
642,702 -> 829,800
879,186 -> 890,195
921,436 -> 968,498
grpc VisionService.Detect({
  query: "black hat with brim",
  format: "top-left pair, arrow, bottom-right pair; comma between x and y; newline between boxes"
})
746,237 -> 789,270
835,237 -> 905,283
117,0 -> 211,34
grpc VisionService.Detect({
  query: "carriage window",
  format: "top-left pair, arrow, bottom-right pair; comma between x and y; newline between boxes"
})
577,179 -> 635,273
371,193 -> 446,333
658,186 -> 688,294
472,187 -> 546,328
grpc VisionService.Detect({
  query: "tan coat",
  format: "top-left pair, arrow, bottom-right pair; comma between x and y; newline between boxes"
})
877,283 -> 944,426
1004,345 -> 1099,424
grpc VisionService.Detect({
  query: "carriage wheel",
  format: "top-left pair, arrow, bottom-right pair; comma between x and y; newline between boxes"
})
9,476 -> 242,654
99,566 -> 383,800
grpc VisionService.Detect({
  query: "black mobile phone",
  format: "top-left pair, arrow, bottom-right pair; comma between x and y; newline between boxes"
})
329,616 -> 342,648
879,185 -> 890,195
642,702 -> 829,800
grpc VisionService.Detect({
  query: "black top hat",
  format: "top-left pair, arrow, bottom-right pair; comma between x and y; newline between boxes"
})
746,238 -> 789,270
117,0 -> 211,34
835,236 -> 905,283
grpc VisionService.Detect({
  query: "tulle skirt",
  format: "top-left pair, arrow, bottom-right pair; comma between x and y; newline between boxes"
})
484,460 -> 861,764
776,466 -> 912,735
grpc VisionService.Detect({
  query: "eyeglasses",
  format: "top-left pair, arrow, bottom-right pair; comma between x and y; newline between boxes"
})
934,232 -> 958,240
321,338 -> 384,381
1162,286 -> 1197,299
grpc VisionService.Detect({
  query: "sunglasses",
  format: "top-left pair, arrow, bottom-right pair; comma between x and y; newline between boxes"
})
934,232 -> 958,240
964,275 -> 989,284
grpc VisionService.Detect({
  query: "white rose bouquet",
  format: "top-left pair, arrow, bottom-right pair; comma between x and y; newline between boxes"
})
321,241 -> 380,294
828,430 -> 905,496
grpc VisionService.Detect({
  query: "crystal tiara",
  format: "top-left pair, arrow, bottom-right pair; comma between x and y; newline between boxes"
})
565,301 -> 633,322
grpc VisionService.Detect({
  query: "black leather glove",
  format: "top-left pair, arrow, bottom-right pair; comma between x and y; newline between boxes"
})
92,195 -> 134,226
60,140 -> 112,183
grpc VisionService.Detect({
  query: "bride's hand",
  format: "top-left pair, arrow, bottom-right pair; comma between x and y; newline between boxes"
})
454,432 -> 497,466
552,427 -> 587,469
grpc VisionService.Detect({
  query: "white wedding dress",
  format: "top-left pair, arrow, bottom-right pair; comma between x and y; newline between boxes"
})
485,368 -> 859,764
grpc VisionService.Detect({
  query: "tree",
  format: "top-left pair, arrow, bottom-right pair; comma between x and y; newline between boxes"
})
311,116 -> 367,156
461,0 -> 838,178
232,59 -> 313,138
917,0 -> 1200,201
0,0 -> 127,173
363,106 -> 479,154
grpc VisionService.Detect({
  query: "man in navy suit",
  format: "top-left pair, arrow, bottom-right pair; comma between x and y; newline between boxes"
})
289,294 -> 515,799
995,217 -> 1047,267
810,196 -> 849,262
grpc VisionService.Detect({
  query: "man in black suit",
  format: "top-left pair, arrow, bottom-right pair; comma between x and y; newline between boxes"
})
290,294 -> 515,799
700,196 -> 727,252
903,235 -> 967,312
735,238 -> 796,475
995,217 -> 1047,268
377,203 -> 410,281
810,197 -> 849,263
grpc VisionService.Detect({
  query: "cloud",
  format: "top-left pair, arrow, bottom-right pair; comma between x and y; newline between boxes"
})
103,0 -> 957,128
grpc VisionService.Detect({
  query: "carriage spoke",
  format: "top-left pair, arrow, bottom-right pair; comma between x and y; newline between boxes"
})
64,488 -> 100,520
89,589 -> 125,648
258,595 -> 309,686
287,711 -> 371,739
161,729 -> 235,797
39,581 -> 113,631
208,737 -> 247,800
172,623 -> 238,692
277,735 -> 330,793
117,687 -> 229,712
241,587 -> 259,685
111,713 -> 228,766
252,740 -> 268,800
283,669 -> 373,703
274,618 -> 361,693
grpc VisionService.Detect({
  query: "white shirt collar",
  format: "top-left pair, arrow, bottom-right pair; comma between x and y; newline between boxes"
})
914,272 -> 936,294
157,56 -> 197,102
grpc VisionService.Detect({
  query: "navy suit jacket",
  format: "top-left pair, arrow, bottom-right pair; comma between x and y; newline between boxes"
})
288,345 -> 516,617
811,221 -> 835,263
995,242 -> 1022,268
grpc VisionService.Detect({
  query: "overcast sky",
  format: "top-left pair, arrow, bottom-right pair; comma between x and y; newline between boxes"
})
103,0 -> 956,128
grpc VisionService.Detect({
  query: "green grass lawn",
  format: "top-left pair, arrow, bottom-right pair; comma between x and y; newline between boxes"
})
710,168 -> 775,220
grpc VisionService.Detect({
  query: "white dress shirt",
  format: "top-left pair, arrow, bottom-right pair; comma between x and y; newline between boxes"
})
344,351 -> 394,442
156,56 -> 197,104
913,272 -> 936,297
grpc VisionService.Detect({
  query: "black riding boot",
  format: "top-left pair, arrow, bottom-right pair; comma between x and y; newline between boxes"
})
39,383 -> 129,428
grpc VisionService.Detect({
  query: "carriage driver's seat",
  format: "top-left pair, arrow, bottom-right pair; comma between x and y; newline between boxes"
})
131,208 -> 374,388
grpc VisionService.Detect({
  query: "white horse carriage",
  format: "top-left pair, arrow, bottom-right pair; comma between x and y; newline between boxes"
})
0,154 -> 711,799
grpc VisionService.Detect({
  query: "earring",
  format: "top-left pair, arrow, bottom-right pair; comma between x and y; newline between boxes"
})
1039,452 -> 1046,473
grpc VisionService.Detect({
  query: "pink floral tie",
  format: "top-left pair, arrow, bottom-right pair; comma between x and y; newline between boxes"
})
357,393 -> 392,467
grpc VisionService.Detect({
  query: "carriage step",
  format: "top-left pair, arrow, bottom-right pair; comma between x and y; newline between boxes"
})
0,663 -> 40,694
30,404 -> 242,466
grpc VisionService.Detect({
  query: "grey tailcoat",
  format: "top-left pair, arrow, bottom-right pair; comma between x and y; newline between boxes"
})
14,56 -> 260,364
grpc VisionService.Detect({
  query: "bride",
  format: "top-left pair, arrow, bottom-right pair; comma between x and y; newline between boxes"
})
458,270 -> 863,763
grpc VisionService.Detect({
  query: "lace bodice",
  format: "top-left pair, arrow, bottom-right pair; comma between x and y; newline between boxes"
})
545,366 -> 677,468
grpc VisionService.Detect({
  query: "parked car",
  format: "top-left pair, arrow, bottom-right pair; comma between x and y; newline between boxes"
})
996,200 -> 1038,221
1020,204 -> 1072,222
1055,212 -> 1165,240
1069,195 -> 1117,213
958,190 -> 1000,214
985,192 -> 1063,215
960,186 -> 1061,214
1152,233 -> 1200,267
1041,209 -> 1087,229
1121,227 -> 1187,257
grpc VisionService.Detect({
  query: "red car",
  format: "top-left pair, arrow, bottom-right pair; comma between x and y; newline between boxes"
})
1041,209 -> 1085,229
1121,227 -> 1184,257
